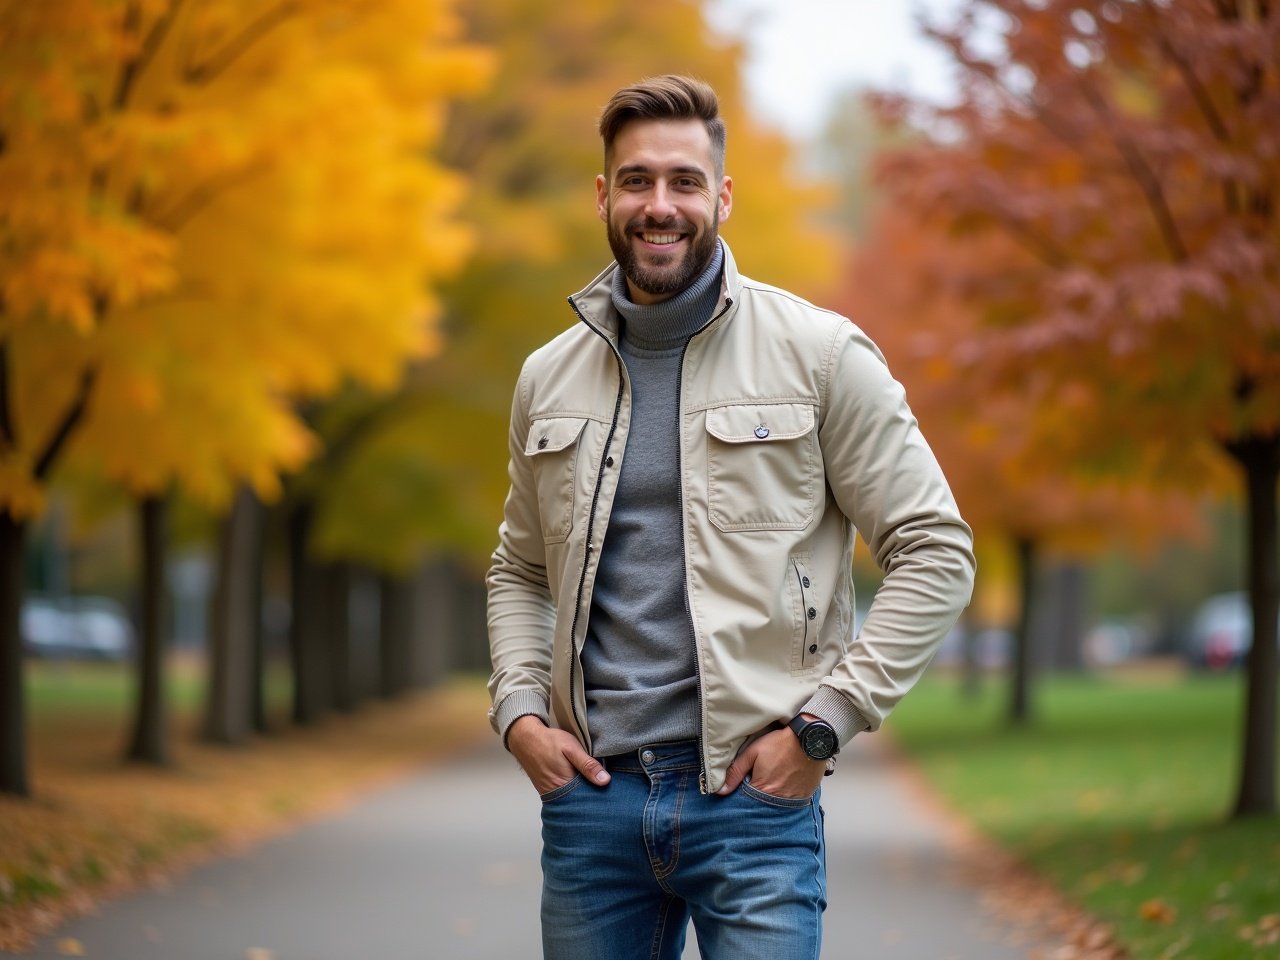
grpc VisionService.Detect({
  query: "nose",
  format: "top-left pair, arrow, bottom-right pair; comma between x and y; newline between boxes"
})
644,183 -> 677,221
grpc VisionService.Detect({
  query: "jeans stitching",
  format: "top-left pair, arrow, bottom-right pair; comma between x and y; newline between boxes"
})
740,779 -> 814,808
651,771 -> 686,882
649,894 -> 678,960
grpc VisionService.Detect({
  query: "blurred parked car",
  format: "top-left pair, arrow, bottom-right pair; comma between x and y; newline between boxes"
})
933,624 -> 1012,669
1186,591 -> 1278,671
21,595 -> 135,661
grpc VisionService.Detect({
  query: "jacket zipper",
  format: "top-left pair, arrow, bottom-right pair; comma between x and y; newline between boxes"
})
566,286 -> 735,792
565,295 -> 626,750
677,294 -> 734,794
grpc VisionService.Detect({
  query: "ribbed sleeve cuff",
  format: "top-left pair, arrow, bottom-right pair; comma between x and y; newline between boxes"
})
802,687 -> 871,748
493,689 -> 550,749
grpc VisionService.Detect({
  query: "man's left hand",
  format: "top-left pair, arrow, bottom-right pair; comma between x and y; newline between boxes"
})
715,725 -> 827,799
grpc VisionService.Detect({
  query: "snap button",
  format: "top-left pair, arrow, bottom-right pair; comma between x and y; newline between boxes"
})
606,456 -> 614,467
808,643 -> 818,654
537,436 -> 549,450
807,607 -> 817,620
801,576 -> 810,588
754,424 -> 770,439
640,749 -> 656,765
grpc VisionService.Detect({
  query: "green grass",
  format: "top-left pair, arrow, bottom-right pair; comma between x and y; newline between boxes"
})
889,670 -> 1280,959
25,656 -> 292,724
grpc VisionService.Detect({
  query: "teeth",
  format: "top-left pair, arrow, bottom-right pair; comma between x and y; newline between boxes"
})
641,233 -> 681,244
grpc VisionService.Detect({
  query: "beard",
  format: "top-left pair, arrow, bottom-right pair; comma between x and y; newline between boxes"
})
607,209 -> 720,300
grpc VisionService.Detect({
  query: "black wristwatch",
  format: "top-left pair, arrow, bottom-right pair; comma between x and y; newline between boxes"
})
788,715 -> 839,761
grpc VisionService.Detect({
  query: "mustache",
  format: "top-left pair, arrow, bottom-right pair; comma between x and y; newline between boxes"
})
625,216 -> 695,233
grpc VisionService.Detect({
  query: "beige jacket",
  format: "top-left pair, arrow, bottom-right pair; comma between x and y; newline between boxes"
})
486,243 -> 975,793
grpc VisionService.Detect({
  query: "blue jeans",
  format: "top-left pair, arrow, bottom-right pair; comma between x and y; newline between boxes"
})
539,740 -> 827,960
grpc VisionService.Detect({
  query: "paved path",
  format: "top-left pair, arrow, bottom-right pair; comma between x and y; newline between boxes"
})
17,737 -> 1046,960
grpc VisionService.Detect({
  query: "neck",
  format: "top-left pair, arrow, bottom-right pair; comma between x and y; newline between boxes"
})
612,241 -> 724,351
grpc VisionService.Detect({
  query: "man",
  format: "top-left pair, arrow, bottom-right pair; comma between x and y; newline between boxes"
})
486,75 -> 975,959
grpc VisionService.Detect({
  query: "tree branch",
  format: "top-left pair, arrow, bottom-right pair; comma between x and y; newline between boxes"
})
1141,0 -> 1232,142
1139,0 -> 1241,215
34,367 -> 98,481
185,2 -> 296,85
992,210 -> 1072,270
1076,80 -> 1191,262
113,0 -> 183,111
152,163 -> 267,231
0,341 -> 16,452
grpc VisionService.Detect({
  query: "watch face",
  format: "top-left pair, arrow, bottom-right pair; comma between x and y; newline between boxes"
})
801,724 -> 837,760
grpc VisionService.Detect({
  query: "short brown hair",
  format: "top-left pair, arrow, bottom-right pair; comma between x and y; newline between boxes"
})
598,75 -> 726,178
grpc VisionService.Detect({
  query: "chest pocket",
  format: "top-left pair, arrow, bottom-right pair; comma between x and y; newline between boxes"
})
525,416 -> 588,544
704,402 -> 817,532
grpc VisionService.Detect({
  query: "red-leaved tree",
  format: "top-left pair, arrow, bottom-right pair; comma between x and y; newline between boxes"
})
840,214 -> 1206,725
869,0 -> 1278,817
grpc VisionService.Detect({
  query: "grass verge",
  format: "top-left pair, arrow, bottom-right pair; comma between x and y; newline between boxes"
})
887,667 -> 1280,960
0,659 -> 493,952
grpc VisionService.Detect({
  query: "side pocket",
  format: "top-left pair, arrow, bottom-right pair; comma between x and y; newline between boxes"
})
525,416 -> 588,544
539,773 -> 585,803
789,556 -> 820,674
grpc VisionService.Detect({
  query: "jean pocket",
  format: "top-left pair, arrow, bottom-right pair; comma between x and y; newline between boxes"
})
739,778 -> 816,808
539,773 -> 585,803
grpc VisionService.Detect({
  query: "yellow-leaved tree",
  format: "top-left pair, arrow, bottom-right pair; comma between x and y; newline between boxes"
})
0,0 -> 489,795
308,0 -> 840,577
281,0 -> 841,690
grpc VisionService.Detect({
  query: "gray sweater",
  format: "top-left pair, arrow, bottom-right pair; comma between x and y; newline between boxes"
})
581,243 -> 725,757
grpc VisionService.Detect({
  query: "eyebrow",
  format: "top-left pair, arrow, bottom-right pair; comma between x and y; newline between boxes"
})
613,163 -> 709,182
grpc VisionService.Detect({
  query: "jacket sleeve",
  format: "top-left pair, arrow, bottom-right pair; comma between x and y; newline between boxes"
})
485,364 -> 556,743
805,321 -> 976,737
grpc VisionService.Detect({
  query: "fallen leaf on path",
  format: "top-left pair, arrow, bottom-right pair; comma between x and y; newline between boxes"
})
245,948 -> 274,960
1139,899 -> 1177,924
55,939 -> 86,957
1240,915 -> 1280,948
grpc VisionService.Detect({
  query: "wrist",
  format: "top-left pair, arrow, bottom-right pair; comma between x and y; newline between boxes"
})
504,713 -> 546,751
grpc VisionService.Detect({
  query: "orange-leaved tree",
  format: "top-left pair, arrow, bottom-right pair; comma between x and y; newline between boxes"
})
869,0 -> 1279,817
0,0 -> 488,794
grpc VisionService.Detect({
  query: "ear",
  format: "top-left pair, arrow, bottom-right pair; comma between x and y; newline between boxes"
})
596,174 -> 608,223
717,176 -> 733,224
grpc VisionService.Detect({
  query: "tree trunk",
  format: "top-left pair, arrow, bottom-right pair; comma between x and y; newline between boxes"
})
0,512 -> 29,796
378,572 -> 413,700
125,495 -> 170,766
203,486 -> 261,745
1040,561 -> 1086,672
956,607 -> 983,701
288,502 -> 329,726
416,558 -> 456,689
1228,433 -> 1279,818
249,500 -> 268,734
1010,535 -> 1038,726
323,562 -> 354,713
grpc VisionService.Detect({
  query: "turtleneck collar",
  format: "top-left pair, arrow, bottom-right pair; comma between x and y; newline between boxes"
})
611,240 -> 725,353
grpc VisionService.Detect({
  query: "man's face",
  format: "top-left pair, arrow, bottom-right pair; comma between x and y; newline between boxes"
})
596,119 -> 733,305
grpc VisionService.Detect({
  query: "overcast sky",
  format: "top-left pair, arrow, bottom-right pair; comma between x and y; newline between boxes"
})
705,0 -> 964,140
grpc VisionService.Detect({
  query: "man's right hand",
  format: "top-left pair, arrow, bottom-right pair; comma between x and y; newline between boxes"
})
506,715 -> 611,794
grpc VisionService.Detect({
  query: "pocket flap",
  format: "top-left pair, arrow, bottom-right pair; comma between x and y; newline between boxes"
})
705,403 -> 814,444
526,416 -> 588,456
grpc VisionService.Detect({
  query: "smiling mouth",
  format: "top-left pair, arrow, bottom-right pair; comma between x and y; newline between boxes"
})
638,232 -> 683,246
